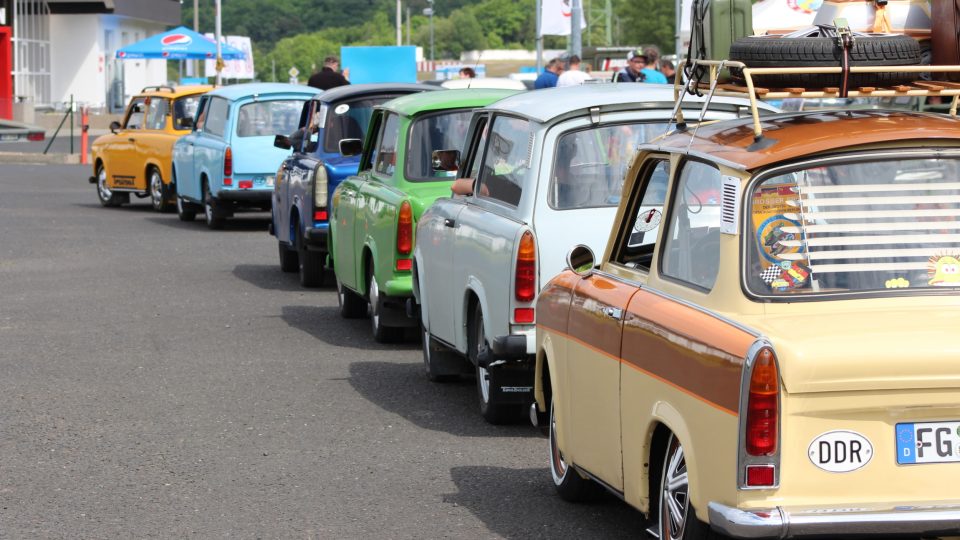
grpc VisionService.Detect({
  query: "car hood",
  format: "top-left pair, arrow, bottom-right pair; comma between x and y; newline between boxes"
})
232,136 -> 293,175
737,304 -> 960,394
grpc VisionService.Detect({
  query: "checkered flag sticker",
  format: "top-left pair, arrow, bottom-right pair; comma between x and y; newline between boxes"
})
760,265 -> 781,284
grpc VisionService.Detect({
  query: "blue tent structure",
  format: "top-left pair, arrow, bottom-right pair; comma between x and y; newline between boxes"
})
116,26 -> 245,60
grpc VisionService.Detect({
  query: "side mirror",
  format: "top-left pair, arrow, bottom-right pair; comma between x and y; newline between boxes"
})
109,120 -> 121,134
274,134 -> 292,150
566,244 -> 596,277
431,149 -> 461,174
177,117 -> 194,130
339,138 -> 363,157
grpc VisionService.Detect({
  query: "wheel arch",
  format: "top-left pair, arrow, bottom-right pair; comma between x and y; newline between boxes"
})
645,406 -> 703,518
288,206 -> 301,246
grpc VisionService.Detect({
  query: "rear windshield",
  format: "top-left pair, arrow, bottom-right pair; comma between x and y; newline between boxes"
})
405,109 -> 474,181
236,100 -> 305,138
549,122 -> 669,210
323,96 -> 398,153
745,156 -> 960,298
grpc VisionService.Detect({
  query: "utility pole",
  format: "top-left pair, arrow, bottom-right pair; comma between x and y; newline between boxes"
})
571,0 -> 582,57
193,0 -> 199,77
396,0 -> 401,46
406,6 -> 411,45
424,0 -> 434,62
215,0 -> 223,86
535,0 -> 542,73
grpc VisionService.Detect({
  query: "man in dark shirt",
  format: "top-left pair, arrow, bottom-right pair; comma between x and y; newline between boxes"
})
534,58 -> 563,89
307,56 -> 350,90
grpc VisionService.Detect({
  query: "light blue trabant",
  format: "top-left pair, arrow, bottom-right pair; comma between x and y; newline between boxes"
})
172,83 -> 322,229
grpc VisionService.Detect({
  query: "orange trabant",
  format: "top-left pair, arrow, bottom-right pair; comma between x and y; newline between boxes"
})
533,61 -> 960,539
89,84 -> 212,211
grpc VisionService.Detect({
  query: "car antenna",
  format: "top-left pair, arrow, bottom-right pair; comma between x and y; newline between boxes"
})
468,51 -> 482,89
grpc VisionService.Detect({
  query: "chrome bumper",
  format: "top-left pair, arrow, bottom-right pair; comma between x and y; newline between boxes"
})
709,501 -> 960,539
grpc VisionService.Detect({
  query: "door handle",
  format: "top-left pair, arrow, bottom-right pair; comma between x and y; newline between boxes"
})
601,307 -> 622,320
444,218 -> 456,228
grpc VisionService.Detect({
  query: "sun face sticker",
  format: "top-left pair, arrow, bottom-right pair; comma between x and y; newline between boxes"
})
928,255 -> 960,287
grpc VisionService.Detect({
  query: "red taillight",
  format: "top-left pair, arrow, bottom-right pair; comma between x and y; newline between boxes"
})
223,146 -> 233,178
745,465 -> 775,487
238,180 -> 253,189
746,348 -> 779,456
395,259 -> 412,271
223,178 -> 233,186
314,210 -> 328,222
514,307 -> 535,323
397,200 -> 413,255
515,231 -> 536,303
28,132 -> 44,141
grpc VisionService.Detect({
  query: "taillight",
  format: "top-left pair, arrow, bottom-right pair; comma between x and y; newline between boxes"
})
223,146 -> 232,178
515,231 -> 536,303
514,307 -> 535,324
313,210 -> 328,222
28,132 -> 44,142
313,166 -> 328,209
397,200 -> 413,255
238,180 -> 253,189
746,347 -> 779,456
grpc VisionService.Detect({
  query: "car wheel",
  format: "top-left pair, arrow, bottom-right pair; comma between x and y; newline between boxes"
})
149,168 -> 172,212
204,182 -> 225,230
469,303 -> 511,424
95,164 -> 124,207
278,242 -> 298,273
336,273 -> 366,319
549,397 -> 599,502
368,268 -> 401,343
658,433 -> 710,540
176,195 -> 197,222
296,226 -> 324,287
422,321 -> 460,382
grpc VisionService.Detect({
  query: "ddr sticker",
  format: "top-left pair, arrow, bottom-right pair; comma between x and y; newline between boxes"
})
334,104 -> 350,115
808,430 -> 873,473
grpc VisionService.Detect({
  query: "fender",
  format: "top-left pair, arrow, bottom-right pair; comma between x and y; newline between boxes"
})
360,236 -> 381,297
459,276 -> 490,354
644,401 -> 699,515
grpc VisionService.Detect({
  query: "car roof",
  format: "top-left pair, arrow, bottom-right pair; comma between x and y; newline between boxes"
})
205,82 -> 322,101
139,84 -> 214,98
652,110 -> 960,171
317,83 -> 438,103
380,88 -> 520,116
483,82 -> 770,124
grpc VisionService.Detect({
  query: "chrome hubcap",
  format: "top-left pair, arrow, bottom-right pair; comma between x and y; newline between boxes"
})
661,436 -> 689,540
476,317 -> 490,403
97,168 -> 111,199
369,277 -> 380,329
150,171 -> 162,204
549,401 -> 568,484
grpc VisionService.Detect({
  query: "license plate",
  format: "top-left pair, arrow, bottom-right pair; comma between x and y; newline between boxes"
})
1,133 -> 22,142
896,421 -> 960,464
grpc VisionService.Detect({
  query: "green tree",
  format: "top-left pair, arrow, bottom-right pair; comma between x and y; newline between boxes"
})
613,0 -> 675,53
470,0 -> 534,49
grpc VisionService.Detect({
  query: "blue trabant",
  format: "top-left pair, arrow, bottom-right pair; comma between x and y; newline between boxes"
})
270,83 -> 436,287
172,83 -> 322,229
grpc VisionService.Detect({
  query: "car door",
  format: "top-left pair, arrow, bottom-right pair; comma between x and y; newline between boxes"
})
134,96 -> 170,187
193,96 -> 230,199
562,157 -> 671,489
274,100 -> 314,245
174,95 -> 208,201
107,96 -> 146,189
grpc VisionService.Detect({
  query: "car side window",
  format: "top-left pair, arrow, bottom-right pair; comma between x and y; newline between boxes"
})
203,97 -> 229,138
464,116 -> 489,182
194,97 -> 209,131
660,160 -> 723,291
361,111 -> 384,173
123,97 -> 147,130
144,98 -> 169,130
374,113 -> 401,177
615,159 -> 669,271
475,116 -> 532,206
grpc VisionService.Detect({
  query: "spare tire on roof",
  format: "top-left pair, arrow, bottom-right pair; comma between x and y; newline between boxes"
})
728,31 -> 922,89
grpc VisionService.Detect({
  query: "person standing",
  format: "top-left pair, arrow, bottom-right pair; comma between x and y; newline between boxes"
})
307,56 -> 350,90
614,50 -> 667,84
556,55 -> 592,87
459,67 -> 476,79
660,59 -> 677,85
534,58 -> 563,89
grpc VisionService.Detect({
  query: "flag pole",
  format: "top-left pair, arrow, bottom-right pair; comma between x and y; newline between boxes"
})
215,0 -> 223,86
536,0 -> 543,73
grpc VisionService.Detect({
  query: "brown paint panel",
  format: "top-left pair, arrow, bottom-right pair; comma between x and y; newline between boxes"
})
621,290 -> 756,414
568,275 -> 638,358
537,271 -> 580,333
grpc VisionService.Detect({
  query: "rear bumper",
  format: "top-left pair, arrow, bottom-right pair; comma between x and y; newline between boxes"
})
708,501 -> 960,539
491,327 -> 535,359
304,224 -> 328,252
217,189 -> 271,203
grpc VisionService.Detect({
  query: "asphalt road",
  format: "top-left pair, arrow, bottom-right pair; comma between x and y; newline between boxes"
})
0,164 -> 649,538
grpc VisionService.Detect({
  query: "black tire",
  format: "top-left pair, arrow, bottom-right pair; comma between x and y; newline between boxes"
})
657,433 -> 711,540
469,303 -> 512,424
203,181 -> 225,230
148,168 -> 172,212
367,266 -> 401,343
176,195 -> 197,222
295,226 -> 324,287
278,241 -> 298,273
729,34 -> 921,88
421,321 -> 460,382
95,164 -> 125,207
549,398 -> 599,502
337,273 -> 367,319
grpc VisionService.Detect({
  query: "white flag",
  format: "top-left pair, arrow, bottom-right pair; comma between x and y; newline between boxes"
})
540,0 -> 587,37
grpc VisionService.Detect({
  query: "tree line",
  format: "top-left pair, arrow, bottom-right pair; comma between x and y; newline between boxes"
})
182,0 -> 676,80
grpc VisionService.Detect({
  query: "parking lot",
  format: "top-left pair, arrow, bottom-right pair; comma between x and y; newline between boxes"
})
0,163 -> 648,538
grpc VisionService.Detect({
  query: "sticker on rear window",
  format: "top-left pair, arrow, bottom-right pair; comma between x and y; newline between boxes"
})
334,104 -> 350,115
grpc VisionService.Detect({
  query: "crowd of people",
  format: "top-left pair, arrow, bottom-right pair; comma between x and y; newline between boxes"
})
534,46 -> 676,89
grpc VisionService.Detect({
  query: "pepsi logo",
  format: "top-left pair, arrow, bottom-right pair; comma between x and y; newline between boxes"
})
161,34 -> 192,46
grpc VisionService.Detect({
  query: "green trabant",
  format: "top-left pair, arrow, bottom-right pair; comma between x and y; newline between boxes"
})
331,88 -> 519,342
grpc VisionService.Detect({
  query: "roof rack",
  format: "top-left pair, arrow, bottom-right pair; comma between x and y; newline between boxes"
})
140,85 -> 177,93
673,59 -> 960,140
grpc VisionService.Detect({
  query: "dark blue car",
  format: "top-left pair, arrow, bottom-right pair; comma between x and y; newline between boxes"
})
270,83 -> 436,287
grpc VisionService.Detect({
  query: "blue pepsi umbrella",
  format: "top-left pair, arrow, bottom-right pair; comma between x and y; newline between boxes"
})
116,26 -> 245,60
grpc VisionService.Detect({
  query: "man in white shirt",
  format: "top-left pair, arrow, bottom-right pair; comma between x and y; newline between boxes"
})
556,55 -> 592,87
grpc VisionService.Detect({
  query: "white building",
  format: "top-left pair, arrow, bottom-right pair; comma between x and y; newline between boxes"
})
5,0 -> 179,111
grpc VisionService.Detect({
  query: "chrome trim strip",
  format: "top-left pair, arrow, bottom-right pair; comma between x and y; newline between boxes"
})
638,143 -> 748,171
709,501 -> 960,539
572,464 -> 625,501
736,339 -> 781,490
109,187 -> 146,193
